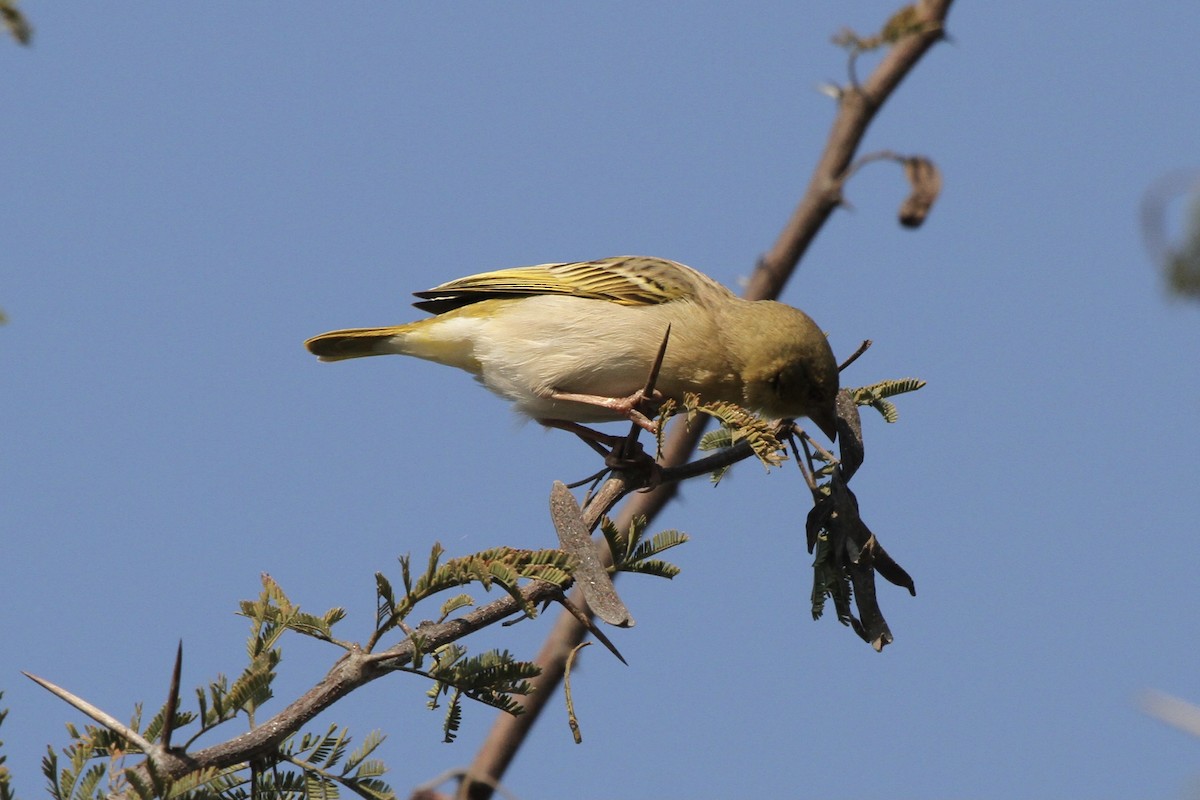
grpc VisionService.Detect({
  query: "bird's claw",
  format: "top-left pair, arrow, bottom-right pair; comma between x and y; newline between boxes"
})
604,438 -> 663,489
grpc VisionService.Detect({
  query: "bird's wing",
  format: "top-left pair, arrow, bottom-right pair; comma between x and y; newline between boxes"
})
412,256 -> 732,314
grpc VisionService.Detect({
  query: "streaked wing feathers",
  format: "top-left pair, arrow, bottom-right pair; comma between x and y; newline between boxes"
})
412,256 -> 729,314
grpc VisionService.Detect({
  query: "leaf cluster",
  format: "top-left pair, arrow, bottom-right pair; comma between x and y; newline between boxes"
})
37,577 -> 395,799
21,518 -> 689,797
0,696 -> 13,800
600,514 -> 688,580
29,542 -> 582,799
423,649 -> 540,743
118,722 -> 392,800
271,724 -> 392,799
658,392 -> 787,482
833,4 -> 941,53
850,378 -> 926,424
371,543 -> 576,649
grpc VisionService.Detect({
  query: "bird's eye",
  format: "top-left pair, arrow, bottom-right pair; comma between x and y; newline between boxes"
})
767,371 -> 785,394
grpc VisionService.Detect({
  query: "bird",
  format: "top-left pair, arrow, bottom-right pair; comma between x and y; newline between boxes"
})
305,256 -> 840,441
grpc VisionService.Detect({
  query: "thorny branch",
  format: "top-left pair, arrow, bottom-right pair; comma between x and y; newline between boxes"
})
464,2 -> 952,797
27,416 -> 767,792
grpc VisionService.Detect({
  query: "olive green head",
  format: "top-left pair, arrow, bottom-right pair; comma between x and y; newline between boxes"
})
733,301 -> 840,440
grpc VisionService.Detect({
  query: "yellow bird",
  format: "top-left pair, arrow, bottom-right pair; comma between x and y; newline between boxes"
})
305,256 -> 839,440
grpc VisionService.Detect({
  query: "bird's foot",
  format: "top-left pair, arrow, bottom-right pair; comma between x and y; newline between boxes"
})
546,388 -> 664,434
539,419 -> 663,488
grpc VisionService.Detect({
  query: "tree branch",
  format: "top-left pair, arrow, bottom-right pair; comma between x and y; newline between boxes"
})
33,4 -> 952,794
47,435 -> 757,792
462,3 -> 953,797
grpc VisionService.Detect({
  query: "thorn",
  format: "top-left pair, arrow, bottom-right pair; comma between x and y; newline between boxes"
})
620,324 -> 672,459
816,81 -> 844,99
162,640 -> 183,750
564,466 -> 611,490
642,324 -> 672,399
23,671 -> 154,752
553,593 -> 627,666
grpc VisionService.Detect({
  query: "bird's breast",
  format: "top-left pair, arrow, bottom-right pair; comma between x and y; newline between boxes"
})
470,295 -> 738,419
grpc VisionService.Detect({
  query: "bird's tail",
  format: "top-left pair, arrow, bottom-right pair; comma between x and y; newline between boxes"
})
304,325 -> 412,362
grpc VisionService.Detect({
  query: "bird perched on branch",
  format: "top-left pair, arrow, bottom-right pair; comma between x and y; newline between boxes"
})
305,256 -> 839,441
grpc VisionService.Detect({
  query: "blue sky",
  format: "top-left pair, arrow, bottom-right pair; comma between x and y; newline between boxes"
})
3,3 -> 1200,798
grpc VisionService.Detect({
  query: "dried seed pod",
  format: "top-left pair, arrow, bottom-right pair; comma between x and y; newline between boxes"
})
899,156 -> 942,228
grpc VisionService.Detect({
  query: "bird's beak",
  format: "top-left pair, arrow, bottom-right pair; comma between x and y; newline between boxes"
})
810,406 -> 838,443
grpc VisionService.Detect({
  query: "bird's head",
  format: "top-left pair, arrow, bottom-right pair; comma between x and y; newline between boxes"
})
735,301 -> 840,441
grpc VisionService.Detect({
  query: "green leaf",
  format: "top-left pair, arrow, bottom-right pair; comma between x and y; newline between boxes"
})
442,690 -> 463,744
225,665 -> 274,716
850,378 -> 926,423
304,773 -> 338,800
599,515 -> 630,567
343,730 -> 386,774
438,593 -> 475,622
616,526 -> 689,577
375,572 -> 396,631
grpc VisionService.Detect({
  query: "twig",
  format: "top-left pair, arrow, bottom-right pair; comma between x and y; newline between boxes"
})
411,767 -> 521,800
839,339 -> 873,372
564,642 -> 591,744
786,429 -> 819,493
746,0 -> 951,300
797,425 -> 838,466
1140,689 -> 1200,739
841,149 -> 905,183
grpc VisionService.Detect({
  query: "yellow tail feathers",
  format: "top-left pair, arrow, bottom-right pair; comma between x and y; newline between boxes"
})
306,314 -> 483,373
304,326 -> 409,362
